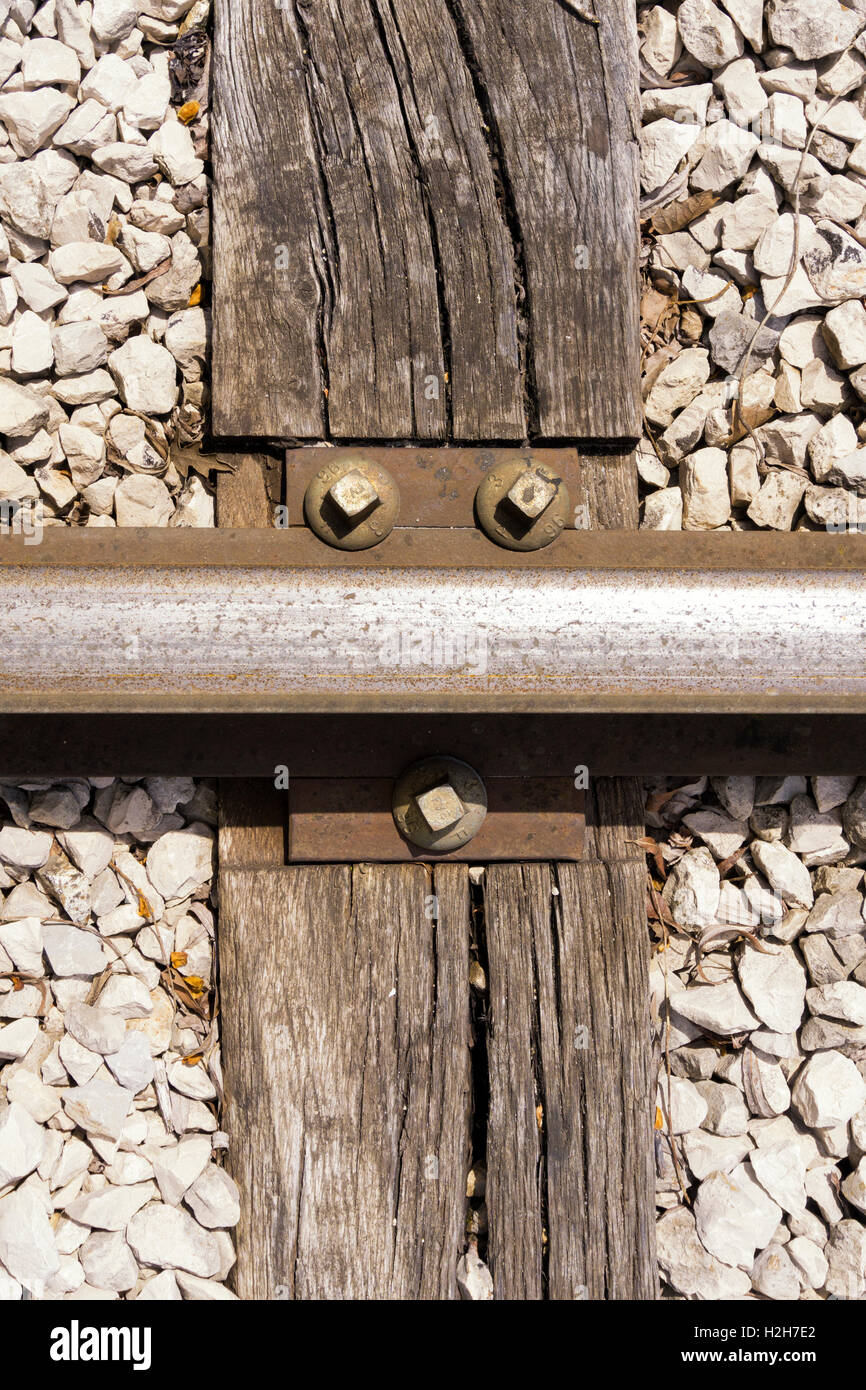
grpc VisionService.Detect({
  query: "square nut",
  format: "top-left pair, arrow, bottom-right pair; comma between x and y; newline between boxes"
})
414,782 -> 465,832
328,469 -> 379,520
506,470 -> 557,520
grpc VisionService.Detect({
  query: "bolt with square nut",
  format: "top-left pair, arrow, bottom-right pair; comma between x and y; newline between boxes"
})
393,756 -> 487,853
304,456 -> 399,550
328,468 -> 380,524
414,781 -> 465,833
475,456 -> 570,552
505,469 -> 557,521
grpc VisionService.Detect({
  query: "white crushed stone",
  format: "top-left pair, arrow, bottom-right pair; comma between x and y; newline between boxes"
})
640,0 -> 866,534
693,1162 -> 783,1268
0,0 -> 213,527
0,1185 -> 60,1294
0,775 -> 231,1301
649,768 -> 866,1300
126,1201 -> 221,1277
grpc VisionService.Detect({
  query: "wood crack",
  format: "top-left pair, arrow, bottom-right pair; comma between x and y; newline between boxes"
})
347,94 -> 390,426
366,0 -> 451,437
527,870 -> 550,1296
468,872 -> 489,1267
292,1089 -> 307,1294
214,0 -> 638,439
291,0 -> 334,438
441,0 -> 535,439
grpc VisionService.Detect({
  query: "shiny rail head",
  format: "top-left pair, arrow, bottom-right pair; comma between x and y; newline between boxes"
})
0,545 -> 864,714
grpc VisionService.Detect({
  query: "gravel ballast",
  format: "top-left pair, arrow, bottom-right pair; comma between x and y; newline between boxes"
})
0,0 -> 212,531
0,775 -> 235,1301
650,772 -> 866,1300
640,0 -> 866,534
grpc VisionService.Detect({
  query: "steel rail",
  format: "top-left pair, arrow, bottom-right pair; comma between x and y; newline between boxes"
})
0,530 -> 864,715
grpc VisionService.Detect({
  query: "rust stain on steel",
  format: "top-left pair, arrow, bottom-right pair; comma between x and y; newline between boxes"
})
288,779 -> 585,862
0,531 -> 865,714
1,529 -> 865,571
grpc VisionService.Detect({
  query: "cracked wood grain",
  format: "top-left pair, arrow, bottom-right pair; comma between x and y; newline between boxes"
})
214,452 -> 282,530
218,862 -> 472,1299
484,859 -> 656,1300
212,0 -> 639,441
451,0 -> 640,439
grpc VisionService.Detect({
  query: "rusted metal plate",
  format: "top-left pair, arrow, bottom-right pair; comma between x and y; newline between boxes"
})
285,446 -> 582,530
287,779 -> 585,862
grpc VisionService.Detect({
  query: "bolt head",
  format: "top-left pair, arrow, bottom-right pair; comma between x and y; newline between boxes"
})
328,468 -> 380,523
393,756 -> 487,852
414,781 -> 465,833
505,469 -> 557,521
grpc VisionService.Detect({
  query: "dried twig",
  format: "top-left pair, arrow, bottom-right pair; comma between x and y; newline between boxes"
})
110,859 -> 154,922
556,0 -> 599,23
102,256 -> 172,298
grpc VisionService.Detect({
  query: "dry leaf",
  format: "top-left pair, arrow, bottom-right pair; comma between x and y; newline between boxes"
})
171,445 -> 240,479
647,884 -> 676,928
628,834 -> 667,879
178,100 -> 199,123
641,285 -> 676,325
640,168 -> 689,219
160,966 -> 211,1018
669,832 -> 694,850
646,783 -> 693,815
651,189 -> 718,235
629,835 -> 661,854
